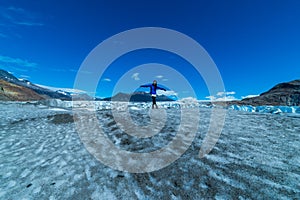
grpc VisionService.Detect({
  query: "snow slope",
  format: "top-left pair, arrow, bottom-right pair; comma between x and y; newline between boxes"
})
0,101 -> 299,199
36,84 -> 87,96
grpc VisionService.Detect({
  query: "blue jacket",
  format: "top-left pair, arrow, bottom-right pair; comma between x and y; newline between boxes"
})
140,84 -> 166,95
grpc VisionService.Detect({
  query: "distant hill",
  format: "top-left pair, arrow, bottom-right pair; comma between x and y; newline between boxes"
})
0,69 -> 71,100
1,69 -> 299,106
101,92 -> 175,102
0,69 -> 92,101
239,79 -> 300,106
0,79 -> 44,101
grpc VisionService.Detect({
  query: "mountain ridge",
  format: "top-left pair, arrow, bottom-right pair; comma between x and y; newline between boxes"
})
0,69 -> 71,100
0,69 -> 93,101
101,92 -> 175,102
0,69 -> 299,106
238,79 -> 300,106
0,79 -> 45,101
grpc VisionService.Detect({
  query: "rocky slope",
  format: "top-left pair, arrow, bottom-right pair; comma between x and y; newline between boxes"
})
0,69 -> 93,101
240,79 -> 300,106
1,69 -> 299,105
0,69 -> 71,100
0,80 -> 44,101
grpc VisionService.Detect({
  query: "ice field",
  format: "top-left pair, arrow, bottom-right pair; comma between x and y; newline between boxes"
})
0,101 -> 300,199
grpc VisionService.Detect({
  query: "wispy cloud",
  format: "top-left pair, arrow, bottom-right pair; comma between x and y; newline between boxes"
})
155,75 -> 169,82
2,6 -> 44,27
6,6 -> 44,26
131,73 -> 140,81
157,90 -> 178,97
206,95 -> 237,101
217,91 -> 236,96
15,21 -> 43,26
20,74 -> 30,79
156,75 -> 164,79
0,55 -> 37,68
7,6 -> 25,13
0,6 -> 44,40
206,91 -> 237,101
68,69 -> 94,75
102,78 -> 111,82
241,94 -> 259,99
49,68 -> 79,73
19,74 -> 31,79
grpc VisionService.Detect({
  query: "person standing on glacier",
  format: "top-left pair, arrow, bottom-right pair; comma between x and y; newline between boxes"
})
140,80 -> 166,109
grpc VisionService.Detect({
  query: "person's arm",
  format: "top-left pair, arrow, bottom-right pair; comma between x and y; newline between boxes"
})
157,86 -> 166,91
140,84 -> 151,88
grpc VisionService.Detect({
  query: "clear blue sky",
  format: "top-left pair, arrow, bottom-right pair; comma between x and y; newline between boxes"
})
0,0 -> 300,99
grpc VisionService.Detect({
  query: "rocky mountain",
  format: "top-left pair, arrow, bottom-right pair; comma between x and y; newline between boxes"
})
0,79 -> 44,101
0,69 -> 71,100
239,79 -> 300,106
101,92 -> 175,102
1,69 -> 299,105
0,69 -> 94,101
0,69 -> 20,82
36,85 -> 94,101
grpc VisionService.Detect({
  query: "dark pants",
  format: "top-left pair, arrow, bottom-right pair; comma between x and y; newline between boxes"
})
152,96 -> 157,109
152,96 -> 156,105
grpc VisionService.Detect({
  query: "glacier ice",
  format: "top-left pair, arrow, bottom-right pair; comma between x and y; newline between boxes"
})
38,99 -> 300,115
229,104 -> 300,114
0,100 -> 299,199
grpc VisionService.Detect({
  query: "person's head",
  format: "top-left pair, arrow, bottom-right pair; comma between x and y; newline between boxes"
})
152,80 -> 157,86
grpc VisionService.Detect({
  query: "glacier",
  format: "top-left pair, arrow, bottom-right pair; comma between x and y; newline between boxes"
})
229,104 -> 300,114
0,100 -> 299,199
37,99 -> 300,115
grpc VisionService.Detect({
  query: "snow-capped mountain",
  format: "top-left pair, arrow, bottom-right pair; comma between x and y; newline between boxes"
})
36,84 -> 93,100
36,84 -> 86,95
0,69 -> 92,101
1,69 -> 299,106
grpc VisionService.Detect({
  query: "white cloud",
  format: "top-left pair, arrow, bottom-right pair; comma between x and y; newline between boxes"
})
131,73 -> 140,81
206,95 -> 237,101
15,22 -> 43,26
162,78 -> 168,81
205,96 -> 214,100
102,78 -> 111,82
217,91 -> 236,96
70,69 -> 93,74
155,75 -> 163,79
179,97 -> 198,103
241,94 -> 259,99
206,91 -> 237,101
19,74 -> 31,79
157,90 -> 178,96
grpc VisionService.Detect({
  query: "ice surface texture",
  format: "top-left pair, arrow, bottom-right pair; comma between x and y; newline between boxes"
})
229,104 -> 300,114
40,99 -> 300,114
0,101 -> 299,199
